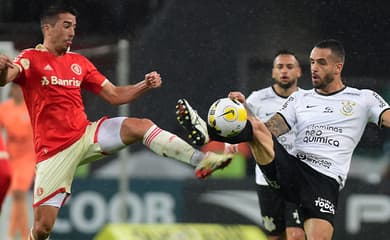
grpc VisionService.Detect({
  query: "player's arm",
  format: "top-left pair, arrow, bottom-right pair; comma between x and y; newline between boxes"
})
98,71 -> 162,105
0,55 -> 20,86
264,113 -> 290,137
381,109 -> 390,128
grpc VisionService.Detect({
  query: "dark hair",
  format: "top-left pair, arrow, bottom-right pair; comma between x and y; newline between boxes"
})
314,39 -> 345,63
40,1 -> 78,26
273,49 -> 300,66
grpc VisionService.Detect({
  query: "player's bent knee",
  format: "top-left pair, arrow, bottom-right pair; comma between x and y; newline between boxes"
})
122,118 -> 155,139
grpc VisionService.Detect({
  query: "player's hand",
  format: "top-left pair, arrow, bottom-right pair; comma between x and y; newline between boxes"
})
145,71 -> 162,89
0,55 -> 14,71
228,91 -> 246,104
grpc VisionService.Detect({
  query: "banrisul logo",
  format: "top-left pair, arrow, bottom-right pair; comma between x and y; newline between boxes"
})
41,76 -> 81,87
314,197 -> 335,215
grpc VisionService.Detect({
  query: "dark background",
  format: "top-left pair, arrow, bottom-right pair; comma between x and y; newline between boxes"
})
1,0 -> 389,162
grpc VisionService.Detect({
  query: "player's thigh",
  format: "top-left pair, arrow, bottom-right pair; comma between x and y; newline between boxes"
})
304,218 -> 333,240
119,117 -> 155,144
257,184 -> 286,236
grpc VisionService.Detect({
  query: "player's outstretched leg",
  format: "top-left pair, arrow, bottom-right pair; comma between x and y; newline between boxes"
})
195,152 -> 233,179
141,123 -> 233,179
176,98 -> 209,146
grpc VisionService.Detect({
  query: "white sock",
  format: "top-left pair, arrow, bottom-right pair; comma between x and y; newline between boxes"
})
143,125 -> 203,166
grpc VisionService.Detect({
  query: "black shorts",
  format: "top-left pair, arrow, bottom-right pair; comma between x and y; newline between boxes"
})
256,184 -> 303,236
258,136 -> 340,225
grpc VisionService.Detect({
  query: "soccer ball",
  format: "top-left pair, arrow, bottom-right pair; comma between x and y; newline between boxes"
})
207,98 -> 247,137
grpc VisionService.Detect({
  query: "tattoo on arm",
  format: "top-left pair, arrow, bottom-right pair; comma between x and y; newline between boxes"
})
264,113 -> 290,137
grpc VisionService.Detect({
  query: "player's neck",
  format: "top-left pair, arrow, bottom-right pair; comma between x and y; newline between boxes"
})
42,42 -> 66,56
273,84 -> 298,98
316,78 -> 345,95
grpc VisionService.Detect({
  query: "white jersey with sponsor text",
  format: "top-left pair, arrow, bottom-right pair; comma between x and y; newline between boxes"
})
278,87 -> 390,188
246,86 -> 299,185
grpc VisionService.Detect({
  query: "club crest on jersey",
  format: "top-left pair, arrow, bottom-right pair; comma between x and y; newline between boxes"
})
340,100 -> 356,116
71,63 -> 82,75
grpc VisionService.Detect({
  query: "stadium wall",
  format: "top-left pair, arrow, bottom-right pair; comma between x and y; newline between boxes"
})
2,177 -> 386,240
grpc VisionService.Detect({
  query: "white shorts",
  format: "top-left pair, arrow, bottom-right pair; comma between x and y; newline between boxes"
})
33,117 -> 126,208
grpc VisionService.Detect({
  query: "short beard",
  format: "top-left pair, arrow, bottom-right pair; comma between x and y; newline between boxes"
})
313,74 -> 333,90
277,79 -> 296,90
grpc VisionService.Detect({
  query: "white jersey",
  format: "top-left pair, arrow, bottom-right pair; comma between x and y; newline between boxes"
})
279,87 -> 390,188
246,86 -> 299,185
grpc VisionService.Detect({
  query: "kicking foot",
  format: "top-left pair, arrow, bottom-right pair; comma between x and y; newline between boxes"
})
176,98 -> 209,146
195,152 -> 234,179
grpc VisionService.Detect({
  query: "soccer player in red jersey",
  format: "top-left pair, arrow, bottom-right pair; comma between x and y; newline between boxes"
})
0,134 -> 11,215
0,83 -> 35,240
0,3 -> 233,240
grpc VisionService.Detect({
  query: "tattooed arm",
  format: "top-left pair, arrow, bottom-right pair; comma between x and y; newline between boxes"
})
264,113 -> 290,137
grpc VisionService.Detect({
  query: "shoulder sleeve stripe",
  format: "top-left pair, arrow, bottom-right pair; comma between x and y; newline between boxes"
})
101,79 -> 110,87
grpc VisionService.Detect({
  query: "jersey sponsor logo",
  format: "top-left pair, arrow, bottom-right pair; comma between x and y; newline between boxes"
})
296,151 -> 332,169
280,96 -> 295,110
303,135 -> 340,147
323,106 -> 334,113
307,124 -> 343,133
340,100 -> 356,116
41,76 -> 50,86
44,64 -> 53,71
71,63 -> 82,75
303,125 -> 341,147
41,76 -> 81,87
372,92 -> 387,108
314,197 -> 335,215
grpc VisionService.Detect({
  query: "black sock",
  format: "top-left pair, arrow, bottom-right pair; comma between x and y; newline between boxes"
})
208,120 -> 253,144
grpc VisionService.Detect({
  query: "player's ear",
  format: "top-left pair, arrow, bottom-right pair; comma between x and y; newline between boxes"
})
335,62 -> 343,75
41,24 -> 50,32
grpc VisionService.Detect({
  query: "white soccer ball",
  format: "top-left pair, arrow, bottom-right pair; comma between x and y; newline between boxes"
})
207,97 -> 247,137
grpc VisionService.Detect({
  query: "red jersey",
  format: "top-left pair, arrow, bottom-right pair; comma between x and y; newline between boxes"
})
13,44 -> 107,162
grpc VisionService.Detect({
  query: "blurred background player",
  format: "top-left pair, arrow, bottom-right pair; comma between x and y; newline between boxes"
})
244,49 -> 305,240
0,83 -> 35,240
0,134 -> 11,215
